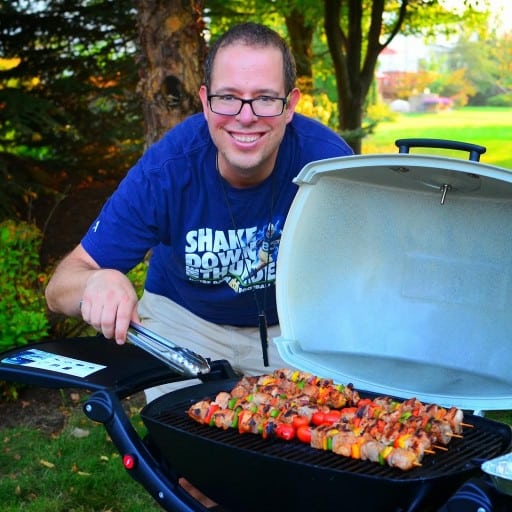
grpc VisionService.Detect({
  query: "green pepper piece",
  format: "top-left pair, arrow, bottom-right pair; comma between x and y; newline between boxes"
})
399,411 -> 412,423
231,409 -> 241,428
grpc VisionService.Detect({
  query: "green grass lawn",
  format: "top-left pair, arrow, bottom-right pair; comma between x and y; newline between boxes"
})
0,399 -> 161,512
363,106 -> 512,170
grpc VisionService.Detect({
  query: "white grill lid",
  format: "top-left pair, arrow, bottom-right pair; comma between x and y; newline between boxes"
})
275,153 -> 512,412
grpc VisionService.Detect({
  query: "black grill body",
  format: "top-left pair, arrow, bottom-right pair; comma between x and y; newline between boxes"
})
141,379 -> 512,512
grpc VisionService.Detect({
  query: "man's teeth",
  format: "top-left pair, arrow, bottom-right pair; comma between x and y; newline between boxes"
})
233,134 -> 258,143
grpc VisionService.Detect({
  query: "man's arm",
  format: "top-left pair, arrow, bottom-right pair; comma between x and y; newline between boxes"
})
45,244 -> 140,343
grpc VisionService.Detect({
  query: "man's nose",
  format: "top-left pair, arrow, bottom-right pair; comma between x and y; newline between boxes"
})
236,101 -> 257,121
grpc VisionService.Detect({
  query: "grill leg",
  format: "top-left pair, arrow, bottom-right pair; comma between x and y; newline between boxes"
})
83,389 -> 212,512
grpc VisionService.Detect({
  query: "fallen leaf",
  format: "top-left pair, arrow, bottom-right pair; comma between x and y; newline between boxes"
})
70,392 -> 81,403
100,455 -> 109,462
77,471 -> 91,476
70,427 -> 90,438
39,459 -> 55,469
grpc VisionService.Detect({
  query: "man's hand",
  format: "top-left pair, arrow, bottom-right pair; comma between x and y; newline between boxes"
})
46,243 -> 140,344
80,268 -> 140,344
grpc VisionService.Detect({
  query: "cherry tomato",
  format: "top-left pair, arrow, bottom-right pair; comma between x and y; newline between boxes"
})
296,425 -> 312,444
292,415 -> 310,429
340,407 -> 357,419
311,411 -> 326,426
276,423 -> 296,441
323,410 -> 342,424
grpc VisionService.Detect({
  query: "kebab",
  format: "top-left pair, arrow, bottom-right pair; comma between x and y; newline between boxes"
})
228,370 -> 361,409
310,412 -> 449,462
310,423 -> 425,470
334,397 -> 465,439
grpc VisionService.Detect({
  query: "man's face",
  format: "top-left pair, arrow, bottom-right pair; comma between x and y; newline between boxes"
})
199,43 -> 300,187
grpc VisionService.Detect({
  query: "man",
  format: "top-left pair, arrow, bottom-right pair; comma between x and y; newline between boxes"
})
45,22 -> 353,401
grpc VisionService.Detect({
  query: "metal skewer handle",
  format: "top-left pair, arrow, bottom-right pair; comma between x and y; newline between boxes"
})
127,322 -> 210,377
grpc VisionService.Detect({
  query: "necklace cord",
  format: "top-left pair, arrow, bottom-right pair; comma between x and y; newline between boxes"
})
216,152 -> 275,366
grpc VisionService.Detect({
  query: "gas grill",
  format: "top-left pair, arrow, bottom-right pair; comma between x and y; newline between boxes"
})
1,139 -> 512,511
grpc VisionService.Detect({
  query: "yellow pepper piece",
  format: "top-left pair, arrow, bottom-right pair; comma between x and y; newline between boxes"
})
381,445 -> 394,460
398,434 -> 412,449
351,441 -> 362,459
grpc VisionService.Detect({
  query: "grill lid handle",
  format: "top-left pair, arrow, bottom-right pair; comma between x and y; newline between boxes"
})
127,322 -> 211,377
395,138 -> 487,162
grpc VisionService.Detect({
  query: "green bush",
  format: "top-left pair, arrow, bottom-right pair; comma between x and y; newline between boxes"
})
487,93 -> 512,107
127,258 -> 149,298
0,220 -> 49,351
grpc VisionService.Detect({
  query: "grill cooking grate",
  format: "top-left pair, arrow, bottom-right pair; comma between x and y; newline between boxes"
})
147,397 -> 507,481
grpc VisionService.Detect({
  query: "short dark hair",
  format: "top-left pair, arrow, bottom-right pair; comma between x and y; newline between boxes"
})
203,22 -> 297,95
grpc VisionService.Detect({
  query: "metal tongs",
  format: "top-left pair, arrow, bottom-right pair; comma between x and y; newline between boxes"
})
127,322 -> 211,377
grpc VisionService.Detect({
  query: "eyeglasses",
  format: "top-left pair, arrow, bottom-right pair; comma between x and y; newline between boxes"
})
207,94 -> 288,117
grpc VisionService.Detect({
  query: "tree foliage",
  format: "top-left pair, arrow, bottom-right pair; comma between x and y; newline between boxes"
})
0,0 -> 142,220
322,0 -> 493,152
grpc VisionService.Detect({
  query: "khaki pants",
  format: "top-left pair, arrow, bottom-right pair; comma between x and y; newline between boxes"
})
138,291 -> 289,402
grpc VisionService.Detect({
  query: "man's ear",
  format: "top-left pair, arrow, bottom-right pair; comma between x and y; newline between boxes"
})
198,85 -> 209,119
285,88 -> 301,122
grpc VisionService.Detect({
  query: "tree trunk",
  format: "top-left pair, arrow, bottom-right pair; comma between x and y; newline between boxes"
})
323,0 -> 407,154
285,8 -> 315,94
135,0 -> 207,147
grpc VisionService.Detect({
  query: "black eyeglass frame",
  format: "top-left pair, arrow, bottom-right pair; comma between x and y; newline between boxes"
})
207,94 -> 288,117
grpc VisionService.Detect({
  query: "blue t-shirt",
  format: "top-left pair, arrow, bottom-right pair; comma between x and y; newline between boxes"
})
81,113 -> 353,326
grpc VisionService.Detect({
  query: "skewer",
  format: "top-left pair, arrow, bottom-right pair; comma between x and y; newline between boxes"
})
412,462 -> 422,467
432,444 -> 448,451
424,449 -> 436,455
448,433 -> 464,439
461,422 -> 474,428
